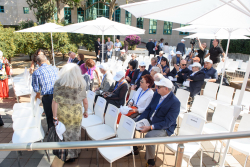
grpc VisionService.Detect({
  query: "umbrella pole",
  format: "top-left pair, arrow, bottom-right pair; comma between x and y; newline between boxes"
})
102,32 -> 104,63
50,32 -> 55,66
219,32 -> 231,86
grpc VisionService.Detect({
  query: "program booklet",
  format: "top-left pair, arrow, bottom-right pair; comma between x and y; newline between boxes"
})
136,119 -> 150,130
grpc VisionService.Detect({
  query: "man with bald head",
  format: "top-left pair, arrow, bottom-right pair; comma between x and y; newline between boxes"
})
167,59 -> 192,83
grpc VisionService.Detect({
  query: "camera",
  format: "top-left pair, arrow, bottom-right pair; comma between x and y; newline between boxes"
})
190,38 -> 197,45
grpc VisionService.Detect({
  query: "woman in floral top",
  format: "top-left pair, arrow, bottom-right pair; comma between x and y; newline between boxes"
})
0,50 -> 12,101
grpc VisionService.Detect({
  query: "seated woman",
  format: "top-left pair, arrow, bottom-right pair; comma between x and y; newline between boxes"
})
77,53 -> 84,66
80,59 -> 100,90
52,63 -> 88,163
157,57 -> 170,77
100,71 -> 128,112
127,54 -> 138,69
125,61 -> 136,83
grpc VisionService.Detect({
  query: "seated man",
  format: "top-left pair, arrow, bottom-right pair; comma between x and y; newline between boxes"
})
167,60 -> 192,83
134,77 -> 180,167
200,59 -> 218,82
186,62 -> 205,97
171,51 -> 183,66
148,57 -> 158,72
131,61 -> 150,91
188,57 -> 200,70
119,49 -> 128,62
150,66 -> 161,78
94,63 -> 114,95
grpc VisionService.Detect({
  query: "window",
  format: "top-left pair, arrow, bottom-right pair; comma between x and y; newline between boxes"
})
163,22 -> 173,35
179,24 -> 189,35
125,11 -> 132,25
77,8 -> 84,23
136,18 -> 143,29
149,19 -> 157,34
64,7 -> 71,24
23,7 -> 29,14
0,6 -> 4,13
112,7 -> 120,22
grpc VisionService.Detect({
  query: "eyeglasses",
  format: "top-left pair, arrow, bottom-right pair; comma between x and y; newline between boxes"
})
140,66 -> 146,68
140,80 -> 144,83
156,85 -> 165,89
181,64 -> 187,66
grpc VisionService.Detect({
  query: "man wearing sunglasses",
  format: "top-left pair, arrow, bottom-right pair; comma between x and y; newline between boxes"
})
131,61 -> 150,90
167,59 -> 192,83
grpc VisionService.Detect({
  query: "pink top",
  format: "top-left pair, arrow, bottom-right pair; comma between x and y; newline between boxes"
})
80,63 -> 96,80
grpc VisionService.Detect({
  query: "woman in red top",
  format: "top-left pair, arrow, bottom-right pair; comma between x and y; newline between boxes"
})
125,61 -> 136,83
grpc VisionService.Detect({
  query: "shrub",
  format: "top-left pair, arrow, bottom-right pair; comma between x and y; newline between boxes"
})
221,39 -> 250,54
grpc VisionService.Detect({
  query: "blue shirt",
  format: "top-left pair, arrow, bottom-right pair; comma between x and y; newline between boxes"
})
114,42 -> 122,51
32,64 -> 58,95
176,57 -> 180,65
200,67 -> 218,79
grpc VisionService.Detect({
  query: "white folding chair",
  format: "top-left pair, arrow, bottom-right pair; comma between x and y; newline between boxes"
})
236,62 -> 247,77
97,115 -> 136,167
200,82 -> 219,109
86,104 -> 119,140
188,95 -> 210,121
209,85 -> 235,109
203,104 -> 234,161
230,89 -> 250,115
236,59 -> 243,69
225,61 -> 239,78
164,113 -> 206,167
176,89 -> 190,115
81,96 -> 106,140
84,90 -> 96,115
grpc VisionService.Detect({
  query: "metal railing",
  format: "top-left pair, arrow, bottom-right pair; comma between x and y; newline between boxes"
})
1,131 -> 250,167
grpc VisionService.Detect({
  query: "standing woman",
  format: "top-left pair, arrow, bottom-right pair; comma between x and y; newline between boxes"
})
52,63 -> 88,162
123,40 -> 129,53
114,38 -> 122,59
80,59 -> 100,90
77,54 -> 84,66
30,49 -> 50,74
0,50 -> 12,101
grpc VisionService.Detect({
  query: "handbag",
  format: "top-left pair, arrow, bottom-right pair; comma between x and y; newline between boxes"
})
47,126 -> 68,162
117,99 -> 139,124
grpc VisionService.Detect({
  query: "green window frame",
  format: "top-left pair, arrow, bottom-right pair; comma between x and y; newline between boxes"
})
149,19 -> 157,34
163,21 -> 172,35
112,7 -> 120,22
23,7 -> 29,14
77,7 -> 84,23
136,18 -> 143,29
64,7 -> 71,24
179,24 -> 189,35
125,11 -> 132,25
0,6 -> 4,13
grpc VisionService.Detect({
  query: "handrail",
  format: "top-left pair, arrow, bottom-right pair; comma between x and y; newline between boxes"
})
0,131 -> 250,151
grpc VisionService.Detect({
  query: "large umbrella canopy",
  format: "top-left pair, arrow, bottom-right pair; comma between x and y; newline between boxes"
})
16,23 -> 66,66
183,33 -> 250,39
57,17 -> 145,62
120,0 -> 250,28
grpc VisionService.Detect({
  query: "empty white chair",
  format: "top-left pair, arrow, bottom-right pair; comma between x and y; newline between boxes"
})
209,85 -> 235,109
200,82 -> 219,102
81,96 -> 106,139
188,95 -> 210,121
236,62 -> 247,76
176,89 -> 190,115
84,90 -> 96,115
231,89 -> 250,115
164,113 -> 206,167
236,59 -> 243,69
86,104 -> 119,140
225,61 -> 239,77
13,89 -> 36,111
97,115 -> 136,167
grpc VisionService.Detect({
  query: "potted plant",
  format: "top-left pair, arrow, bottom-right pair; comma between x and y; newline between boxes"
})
125,35 -> 141,50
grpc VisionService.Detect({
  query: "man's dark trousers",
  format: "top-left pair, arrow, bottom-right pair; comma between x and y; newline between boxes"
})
42,94 -> 54,131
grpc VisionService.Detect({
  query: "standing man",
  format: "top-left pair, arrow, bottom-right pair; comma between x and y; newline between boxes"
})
94,37 -> 101,61
176,39 -> 186,56
32,54 -> 58,131
146,39 -> 155,56
106,37 -> 113,59
193,38 -> 207,66
205,39 -> 225,68
131,61 -> 150,90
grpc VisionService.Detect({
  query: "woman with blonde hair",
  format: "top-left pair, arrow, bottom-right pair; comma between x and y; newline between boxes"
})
52,63 -> 88,163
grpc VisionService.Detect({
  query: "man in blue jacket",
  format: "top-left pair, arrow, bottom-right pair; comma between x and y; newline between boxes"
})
135,77 -> 180,167
176,39 -> 186,56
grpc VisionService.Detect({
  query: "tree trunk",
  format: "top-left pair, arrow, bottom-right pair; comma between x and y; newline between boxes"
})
109,7 -> 114,20
57,0 -> 60,23
29,54 -> 32,61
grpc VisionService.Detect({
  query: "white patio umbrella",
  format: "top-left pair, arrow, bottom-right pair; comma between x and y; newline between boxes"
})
120,0 -> 250,166
16,23 -> 66,66
183,32 -> 250,39
56,17 -> 145,62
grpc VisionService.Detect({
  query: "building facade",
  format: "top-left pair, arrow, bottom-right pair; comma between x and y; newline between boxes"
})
0,0 -> 210,47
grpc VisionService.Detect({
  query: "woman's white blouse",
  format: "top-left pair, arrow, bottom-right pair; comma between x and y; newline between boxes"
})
132,87 -> 154,114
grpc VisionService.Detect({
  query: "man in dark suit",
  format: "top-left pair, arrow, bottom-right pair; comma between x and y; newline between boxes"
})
167,60 -> 192,83
148,57 -> 158,72
131,61 -> 150,90
94,38 -> 101,60
134,77 -> 180,167
146,39 -> 155,56
69,52 -> 79,63
187,62 -> 205,97
176,39 -> 186,55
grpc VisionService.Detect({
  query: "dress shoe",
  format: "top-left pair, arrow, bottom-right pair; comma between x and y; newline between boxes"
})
145,163 -> 155,167
126,149 -> 139,156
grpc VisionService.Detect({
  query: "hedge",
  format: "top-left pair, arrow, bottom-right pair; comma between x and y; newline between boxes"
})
221,39 -> 250,55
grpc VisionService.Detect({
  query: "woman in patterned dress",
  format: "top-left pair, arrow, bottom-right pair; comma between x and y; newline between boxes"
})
52,63 -> 88,163
0,50 -> 12,101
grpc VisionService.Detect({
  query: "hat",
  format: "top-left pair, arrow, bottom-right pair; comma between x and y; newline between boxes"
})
176,51 -> 182,55
113,71 -> 125,81
159,51 -> 164,54
139,61 -> 146,66
205,59 -> 213,64
191,62 -> 201,68
154,77 -> 173,89
192,57 -> 200,62
99,63 -> 109,71
120,49 -> 125,52
181,39 -> 185,42
56,121 -> 66,140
